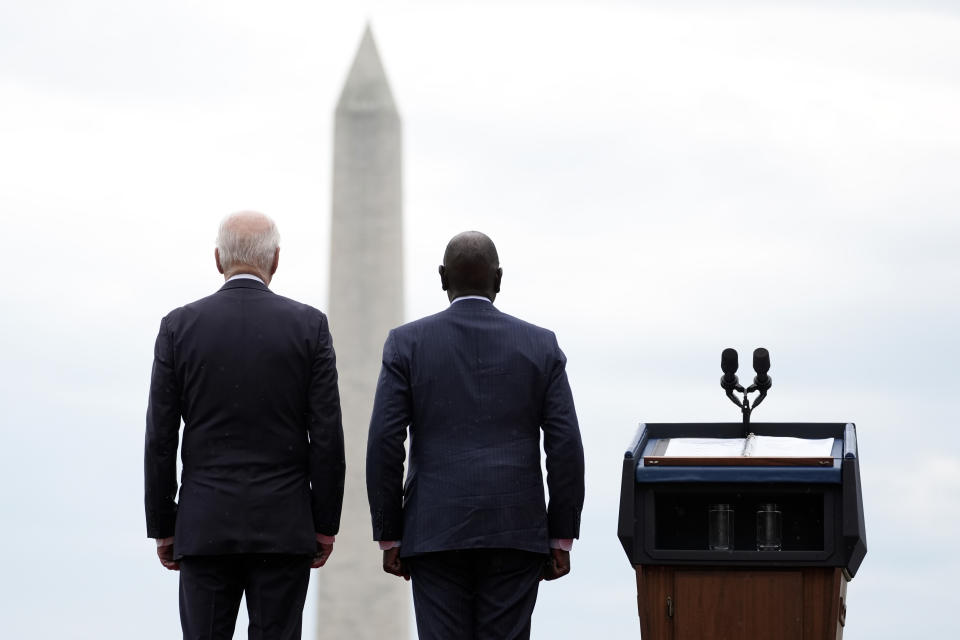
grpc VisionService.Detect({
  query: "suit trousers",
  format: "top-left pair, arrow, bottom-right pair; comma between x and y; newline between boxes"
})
407,548 -> 546,640
178,554 -> 311,640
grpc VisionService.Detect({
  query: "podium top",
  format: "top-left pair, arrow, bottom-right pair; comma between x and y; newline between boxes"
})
627,423 -> 856,485
645,434 -> 835,467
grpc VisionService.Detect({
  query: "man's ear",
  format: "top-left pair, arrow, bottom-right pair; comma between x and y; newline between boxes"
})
270,248 -> 280,275
438,265 -> 448,291
215,248 -> 224,274
494,267 -> 502,293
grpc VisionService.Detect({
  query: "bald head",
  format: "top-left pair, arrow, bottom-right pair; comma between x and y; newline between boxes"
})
439,231 -> 502,302
215,211 -> 281,284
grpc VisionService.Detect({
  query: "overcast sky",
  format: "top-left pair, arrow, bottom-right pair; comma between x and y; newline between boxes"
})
1,1 -> 959,638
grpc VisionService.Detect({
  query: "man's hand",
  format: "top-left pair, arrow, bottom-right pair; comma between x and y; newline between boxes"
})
312,542 -> 334,569
541,548 -> 570,581
157,542 -> 179,571
382,547 -> 410,581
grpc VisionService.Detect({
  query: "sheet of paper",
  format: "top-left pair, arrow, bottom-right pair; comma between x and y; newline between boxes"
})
662,438 -> 747,457
744,435 -> 835,458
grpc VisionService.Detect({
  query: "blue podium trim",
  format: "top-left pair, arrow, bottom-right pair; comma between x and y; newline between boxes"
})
635,465 -> 841,484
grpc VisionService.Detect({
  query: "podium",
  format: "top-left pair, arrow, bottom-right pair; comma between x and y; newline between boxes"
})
617,422 -> 866,639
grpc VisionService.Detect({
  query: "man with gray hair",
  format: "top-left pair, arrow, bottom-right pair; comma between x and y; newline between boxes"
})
145,211 -> 345,639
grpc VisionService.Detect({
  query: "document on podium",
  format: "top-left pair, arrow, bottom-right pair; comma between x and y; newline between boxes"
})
648,434 -> 836,466
662,438 -> 749,457
743,435 -> 834,458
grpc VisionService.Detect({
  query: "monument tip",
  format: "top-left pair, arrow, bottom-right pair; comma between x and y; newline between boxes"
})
336,24 -> 398,115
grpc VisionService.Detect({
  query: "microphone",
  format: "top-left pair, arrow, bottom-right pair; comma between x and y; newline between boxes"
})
752,347 -> 772,391
720,348 -> 739,391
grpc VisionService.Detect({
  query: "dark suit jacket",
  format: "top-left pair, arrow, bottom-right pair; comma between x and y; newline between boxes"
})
144,278 -> 345,558
366,298 -> 584,557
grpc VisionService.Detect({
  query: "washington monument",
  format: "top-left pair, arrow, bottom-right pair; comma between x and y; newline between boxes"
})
317,26 -> 409,637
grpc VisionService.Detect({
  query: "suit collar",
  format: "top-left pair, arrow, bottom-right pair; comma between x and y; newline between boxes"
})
446,297 -> 497,313
218,278 -> 272,293
450,295 -> 493,305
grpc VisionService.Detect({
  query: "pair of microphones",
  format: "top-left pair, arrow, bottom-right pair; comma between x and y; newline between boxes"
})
721,347 -> 772,393
720,347 -> 772,423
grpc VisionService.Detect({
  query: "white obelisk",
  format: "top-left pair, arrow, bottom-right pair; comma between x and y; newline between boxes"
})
318,26 -> 408,638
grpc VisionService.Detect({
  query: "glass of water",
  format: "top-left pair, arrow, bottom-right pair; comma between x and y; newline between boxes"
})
708,503 -> 734,551
756,503 -> 782,551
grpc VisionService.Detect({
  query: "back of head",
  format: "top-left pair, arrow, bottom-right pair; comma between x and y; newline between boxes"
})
442,231 -> 501,299
216,211 -> 280,276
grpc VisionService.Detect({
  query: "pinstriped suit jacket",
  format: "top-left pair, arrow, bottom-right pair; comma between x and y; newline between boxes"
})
366,298 -> 584,557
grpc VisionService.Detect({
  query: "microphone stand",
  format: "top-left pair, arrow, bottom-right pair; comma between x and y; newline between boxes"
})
723,383 -> 754,425
725,384 -> 768,425
720,348 -> 772,425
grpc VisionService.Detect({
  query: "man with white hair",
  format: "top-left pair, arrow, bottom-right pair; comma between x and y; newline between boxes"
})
145,211 -> 345,639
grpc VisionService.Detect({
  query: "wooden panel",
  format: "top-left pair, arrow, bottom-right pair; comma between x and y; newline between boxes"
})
801,568 -> 846,640
635,566 -> 847,639
636,566 -> 673,640
674,570 -> 803,640
837,574 -> 847,640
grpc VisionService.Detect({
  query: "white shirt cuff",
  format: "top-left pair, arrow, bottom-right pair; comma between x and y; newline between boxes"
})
378,540 -> 401,550
550,538 -> 574,551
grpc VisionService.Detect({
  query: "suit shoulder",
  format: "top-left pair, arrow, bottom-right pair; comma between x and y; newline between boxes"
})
160,290 -> 326,328
270,293 -> 328,319
492,310 -> 562,350
389,309 -> 447,336
496,310 -> 555,336
390,306 -> 560,352
160,290 -> 219,325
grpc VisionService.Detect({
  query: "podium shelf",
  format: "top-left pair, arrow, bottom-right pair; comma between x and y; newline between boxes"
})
652,490 -> 829,554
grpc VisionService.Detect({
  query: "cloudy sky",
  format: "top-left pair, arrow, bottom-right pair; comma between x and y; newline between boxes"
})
1,1 -> 958,638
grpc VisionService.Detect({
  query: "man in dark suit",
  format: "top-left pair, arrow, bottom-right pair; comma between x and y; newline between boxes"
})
366,231 -> 585,640
144,211 -> 345,640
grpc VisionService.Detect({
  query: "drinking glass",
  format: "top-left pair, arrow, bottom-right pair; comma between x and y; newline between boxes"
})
708,503 -> 734,551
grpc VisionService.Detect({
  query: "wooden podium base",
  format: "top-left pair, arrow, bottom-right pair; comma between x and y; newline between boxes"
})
635,566 -> 848,640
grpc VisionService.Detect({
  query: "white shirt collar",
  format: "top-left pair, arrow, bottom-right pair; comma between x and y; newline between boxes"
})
450,295 -> 492,305
226,273 -> 266,285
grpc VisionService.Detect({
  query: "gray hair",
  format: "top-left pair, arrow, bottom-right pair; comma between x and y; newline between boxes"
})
215,211 -> 281,274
